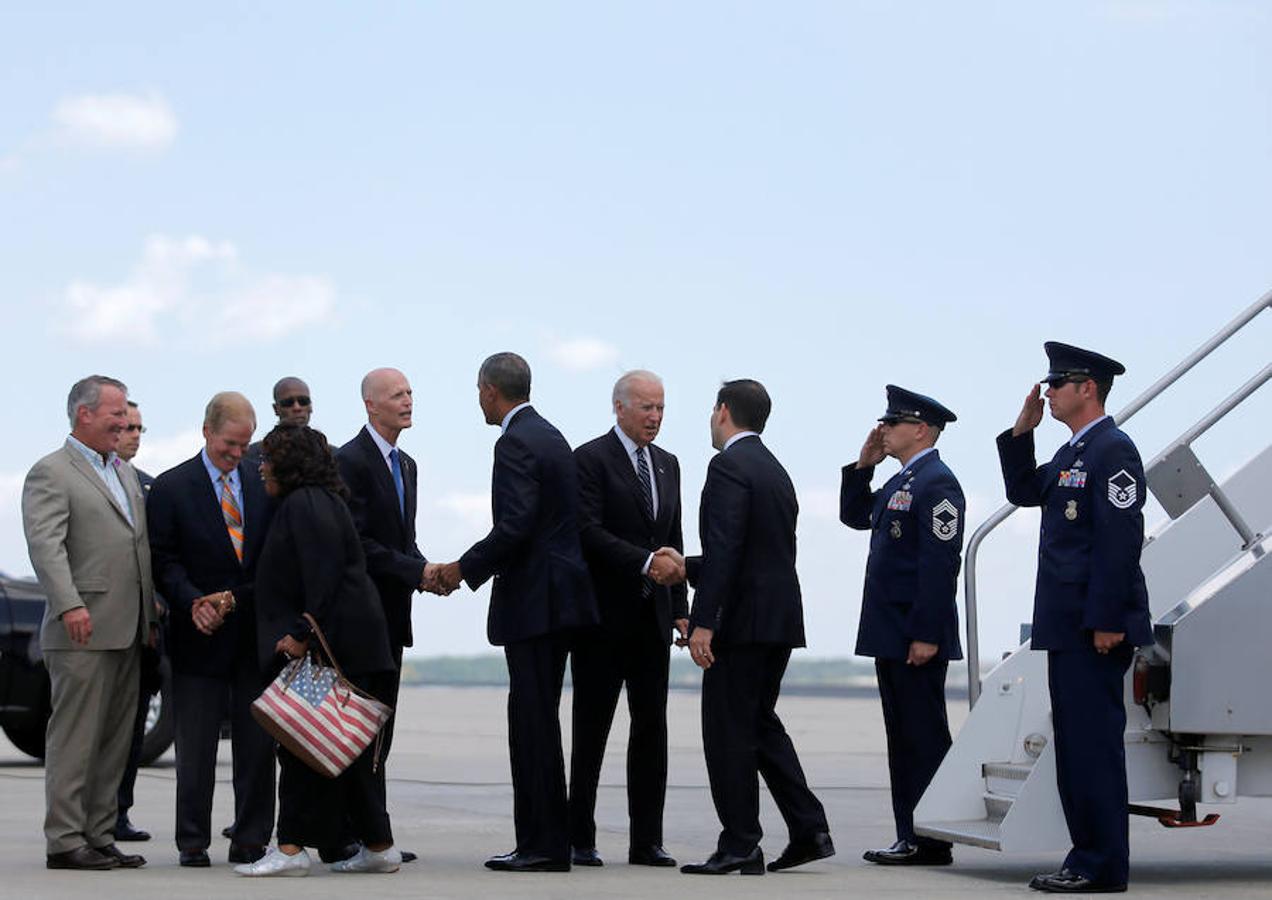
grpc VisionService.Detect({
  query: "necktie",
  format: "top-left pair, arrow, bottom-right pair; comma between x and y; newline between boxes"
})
636,446 -> 655,520
389,448 -> 406,518
220,474 -> 244,563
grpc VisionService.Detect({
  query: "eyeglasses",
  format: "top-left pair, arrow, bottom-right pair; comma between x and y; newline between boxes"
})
1044,375 -> 1090,389
277,396 -> 311,408
124,424 -> 147,433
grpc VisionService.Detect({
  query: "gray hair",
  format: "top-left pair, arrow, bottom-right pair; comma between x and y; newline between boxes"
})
203,391 -> 257,433
66,375 -> 128,428
612,369 -> 663,406
478,352 -> 531,402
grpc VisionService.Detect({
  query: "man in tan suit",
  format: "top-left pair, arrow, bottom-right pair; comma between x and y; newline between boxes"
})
22,375 -> 158,870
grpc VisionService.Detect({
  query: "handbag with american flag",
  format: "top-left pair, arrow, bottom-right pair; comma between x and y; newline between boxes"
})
251,613 -> 393,778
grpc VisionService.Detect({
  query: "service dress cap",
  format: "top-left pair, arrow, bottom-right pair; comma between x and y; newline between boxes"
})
1041,342 -> 1126,384
879,384 -> 957,428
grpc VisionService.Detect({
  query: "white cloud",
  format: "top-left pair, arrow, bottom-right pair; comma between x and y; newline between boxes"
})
60,234 -> 337,346
53,91 -> 177,152
434,491 -> 491,533
546,335 -> 621,373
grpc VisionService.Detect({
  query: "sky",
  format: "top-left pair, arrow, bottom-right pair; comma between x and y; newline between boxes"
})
2,2 -> 1270,669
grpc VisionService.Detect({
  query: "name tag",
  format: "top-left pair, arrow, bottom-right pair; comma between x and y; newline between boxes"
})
887,490 -> 913,511
1057,470 -> 1087,488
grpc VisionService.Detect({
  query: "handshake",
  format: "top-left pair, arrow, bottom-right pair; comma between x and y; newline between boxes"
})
421,561 -> 463,596
649,547 -> 687,586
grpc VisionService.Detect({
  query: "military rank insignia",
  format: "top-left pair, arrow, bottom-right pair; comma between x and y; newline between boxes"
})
932,499 -> 959,541
887,490 -> 913,511
1057,469 -> 1088,488
1108,469 -> 1138,509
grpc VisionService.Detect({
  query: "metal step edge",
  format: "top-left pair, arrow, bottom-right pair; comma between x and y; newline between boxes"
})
984,794 -> 1012,821
915,820 -> 1003,851
982,761 -> 1032,780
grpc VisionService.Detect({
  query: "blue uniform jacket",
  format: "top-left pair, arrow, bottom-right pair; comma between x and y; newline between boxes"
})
841,449 -> 965,661
996,418 -> 1153,651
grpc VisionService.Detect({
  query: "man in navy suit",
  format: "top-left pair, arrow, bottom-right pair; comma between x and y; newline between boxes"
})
664,379 -> 833,876
841,385 -> 964,867
435,352 -> 598,872
147,392 -> 276,868
998,342 -> 1153,894
567,370 -> 688,868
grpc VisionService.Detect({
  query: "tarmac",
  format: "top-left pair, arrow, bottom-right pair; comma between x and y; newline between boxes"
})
2,684 -> 1269,898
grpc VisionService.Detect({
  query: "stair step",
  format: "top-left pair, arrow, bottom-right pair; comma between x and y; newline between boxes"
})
915,819 -> 1003,851
983,761 -> 1034,799
984,793 -> 1013,821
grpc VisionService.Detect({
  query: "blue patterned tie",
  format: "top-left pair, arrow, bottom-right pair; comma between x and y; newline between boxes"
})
389,448 -> 405,518
636,447 -> 654,520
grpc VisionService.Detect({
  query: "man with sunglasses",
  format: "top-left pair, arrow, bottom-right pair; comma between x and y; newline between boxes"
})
841,385 -> 963,868
997,342 -> 1153,894
246,378 -> 312,460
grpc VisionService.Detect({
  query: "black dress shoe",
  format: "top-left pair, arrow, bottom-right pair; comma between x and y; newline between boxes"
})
221,825 -> 234,839
484,850 -> 571,872
862,839 -> 952,866
95,843 -> 146,868
767,832 -> 835,871
179,849 -> 211,867
47,845 -> 118,870
629,844 -> 676,867
228,843 -> 267,864
113,819 -> 151,842
1029,868 -> 1127,893
572,846 -> 603,866
401,850 -> 418,863
318,843 -> 361,863
680,848 -> 765,875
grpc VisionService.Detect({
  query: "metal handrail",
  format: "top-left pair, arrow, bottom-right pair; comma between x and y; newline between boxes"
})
963,289 -> 1272,706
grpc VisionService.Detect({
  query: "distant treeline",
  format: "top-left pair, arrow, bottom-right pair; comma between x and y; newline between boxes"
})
402,655 -> 976,695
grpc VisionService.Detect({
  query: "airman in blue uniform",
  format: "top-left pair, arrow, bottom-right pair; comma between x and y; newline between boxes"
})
997,342 -> 1153,894
842,385 -> 964,866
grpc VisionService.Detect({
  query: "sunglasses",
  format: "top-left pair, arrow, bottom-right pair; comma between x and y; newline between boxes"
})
880,416 -> 924,426
1044,375 -> 1090,389
124,424 -> 147,433
277,396 -> 311,408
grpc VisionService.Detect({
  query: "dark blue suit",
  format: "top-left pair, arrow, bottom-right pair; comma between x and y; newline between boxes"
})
147,453 -> 276,852
841,448 -> 963,850
997,417 -> 1153,886
685,435 -> 828,856
460,406 -> 598,860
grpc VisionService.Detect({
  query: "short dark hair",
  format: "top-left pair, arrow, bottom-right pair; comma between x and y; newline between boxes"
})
478,352 -> 531,402
260,425 -> 348,500
716,379 -> 771,433
1094,378 -> 1112,405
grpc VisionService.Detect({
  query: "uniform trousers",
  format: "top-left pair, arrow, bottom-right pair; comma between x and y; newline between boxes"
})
701,644 -> 828,856
569,627 -> 670,850
275,669 -> 395,849
505,631 -> 571,860
43,645 -> 140,854
1048,645 -> 1133,886
874,658 -> 952,850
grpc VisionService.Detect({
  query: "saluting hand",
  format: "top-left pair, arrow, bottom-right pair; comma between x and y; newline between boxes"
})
857,425 -> 886,468
1012,384 -> 1044,437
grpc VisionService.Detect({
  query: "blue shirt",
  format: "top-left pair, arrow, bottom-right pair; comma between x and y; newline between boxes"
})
201,448 -> 243,512
67,434 -> 134,527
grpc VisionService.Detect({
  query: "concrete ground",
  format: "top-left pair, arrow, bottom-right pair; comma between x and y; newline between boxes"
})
2,685 -> 1269,898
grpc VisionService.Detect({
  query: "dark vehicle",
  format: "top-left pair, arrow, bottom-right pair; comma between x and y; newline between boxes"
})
0,572 -> 174,764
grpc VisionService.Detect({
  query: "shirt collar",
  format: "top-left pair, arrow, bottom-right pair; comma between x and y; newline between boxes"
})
67,434 -> 117,468
365,423 -> 397,461
501,402 -> 533,434
899,446 -> 936,470
1069,414 -> 1109,447
611,424 -> 647,459
723,430 -> 759,452
201,447 -> 238,486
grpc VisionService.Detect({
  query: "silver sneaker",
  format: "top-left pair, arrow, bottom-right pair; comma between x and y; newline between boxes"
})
234,847 -> 311,876
330,845 -> 402,873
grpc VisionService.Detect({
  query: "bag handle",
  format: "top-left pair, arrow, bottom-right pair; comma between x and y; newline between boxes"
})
302,612 -> 351,684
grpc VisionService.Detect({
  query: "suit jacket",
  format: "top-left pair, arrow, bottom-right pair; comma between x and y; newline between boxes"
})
253,486 -> 395,676
336,426 -> 425,650
22,440 -> 156,652
685,435 -> 805,648
840,449 -> 965,661
574,430 -> 687,644
997,417 -> 1153,651
460,406 -> 598,646
147,453 -> 273,677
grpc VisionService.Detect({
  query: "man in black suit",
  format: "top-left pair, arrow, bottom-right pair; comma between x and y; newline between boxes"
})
435,352 -> 599,873
661,379 -> 833,876
568,370 -> 687,868
147,392 -> 275,868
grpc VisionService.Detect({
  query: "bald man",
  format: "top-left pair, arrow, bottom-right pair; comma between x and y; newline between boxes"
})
148,392 -> 277,867
246,377 -> 312,460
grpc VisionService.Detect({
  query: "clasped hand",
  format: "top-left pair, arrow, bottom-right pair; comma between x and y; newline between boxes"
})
649,547 -> 686,585
191,593 -> 229,635
421,561 -> 463,596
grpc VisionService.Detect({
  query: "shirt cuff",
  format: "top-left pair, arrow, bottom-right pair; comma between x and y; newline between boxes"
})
641,553 -> 654,576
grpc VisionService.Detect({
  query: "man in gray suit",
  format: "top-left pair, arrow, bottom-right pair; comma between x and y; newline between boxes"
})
22,375 -> 159,870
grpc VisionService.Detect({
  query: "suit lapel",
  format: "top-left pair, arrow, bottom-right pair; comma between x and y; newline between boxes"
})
650,443 -> 674,527
401,448 -> 417,538
359,427 -> 406,533
62,445 -> 134,528
192,455 -> 241,568
607,431 -> 654,526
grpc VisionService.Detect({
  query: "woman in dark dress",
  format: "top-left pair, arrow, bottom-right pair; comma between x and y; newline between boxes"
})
234,425 -> 400,877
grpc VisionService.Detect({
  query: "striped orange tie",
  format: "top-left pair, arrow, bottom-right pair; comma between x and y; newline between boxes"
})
220,474 -> 244,563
